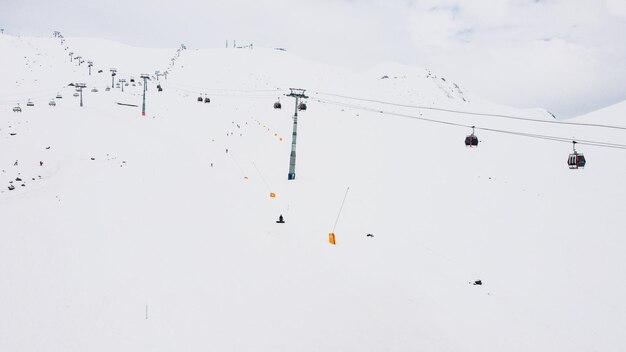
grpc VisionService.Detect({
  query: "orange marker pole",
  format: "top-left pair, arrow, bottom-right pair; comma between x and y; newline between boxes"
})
329,187 -> 350,245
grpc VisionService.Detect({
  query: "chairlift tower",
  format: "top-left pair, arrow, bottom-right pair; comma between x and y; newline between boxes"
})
87,61 -> 93,75
119,78 -> 126,92
69,52 -> 74,62
75,83 -> 86,107
140,74 -> 150,116
75,56 -> 82,65
110,69 -> 117,88
286,88 -> 308,180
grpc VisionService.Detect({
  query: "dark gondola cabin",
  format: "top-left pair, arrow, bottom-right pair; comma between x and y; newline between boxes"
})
465,126 -> 478,147
13,105 -> 21,112
197,96 -> 203,102
298,102 -> 307,111
274,100 -> 281,109
204,97 -> 210,103
568,141 -> 586,169
568,153 -> 586,169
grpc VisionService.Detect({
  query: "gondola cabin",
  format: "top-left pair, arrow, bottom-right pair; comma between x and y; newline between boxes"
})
73,92 -> 79,97
465,134 -> 478,147
49,100 -> 56,106
568,153 -> 586,169
568,141 -> 586,169
274,100 -> 281,109
105,87 -> 111,91
13,105 -> 21,112
197,96 -> 203,102
204,97 -> 210,103
298,102 -> 307,111
464,126 -> 478,147
91,88 -> 98,92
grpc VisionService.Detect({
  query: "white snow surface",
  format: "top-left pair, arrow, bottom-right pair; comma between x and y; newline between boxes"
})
1,35 -> 626,352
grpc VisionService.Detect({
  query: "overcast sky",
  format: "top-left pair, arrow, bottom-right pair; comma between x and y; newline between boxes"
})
2,0 -> 626,118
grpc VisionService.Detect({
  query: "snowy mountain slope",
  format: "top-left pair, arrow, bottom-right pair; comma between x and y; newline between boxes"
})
1,34 -> 626,352
0,36 -> 74,106
66,37 -> 175,78
573,99 -> 626,125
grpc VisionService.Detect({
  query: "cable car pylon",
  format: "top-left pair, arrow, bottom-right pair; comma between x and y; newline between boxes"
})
286,88 -> 308,180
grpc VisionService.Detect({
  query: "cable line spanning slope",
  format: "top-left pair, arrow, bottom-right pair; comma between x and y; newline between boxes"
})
314,91 -> 626,132
315,97 -> 626,150
168,84 -> 280,99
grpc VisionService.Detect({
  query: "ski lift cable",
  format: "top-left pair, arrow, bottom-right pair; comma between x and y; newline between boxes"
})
314,91 -> 626,132
168,85 -> 276,98
315,98 -> 626,150
0,85 -> 70,104
317,97 -> 626,150
169,83 -> 279,94
169,85 -> 272,95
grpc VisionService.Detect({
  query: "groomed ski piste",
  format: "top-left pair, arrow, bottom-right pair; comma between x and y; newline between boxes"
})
1,33 -> 626,352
